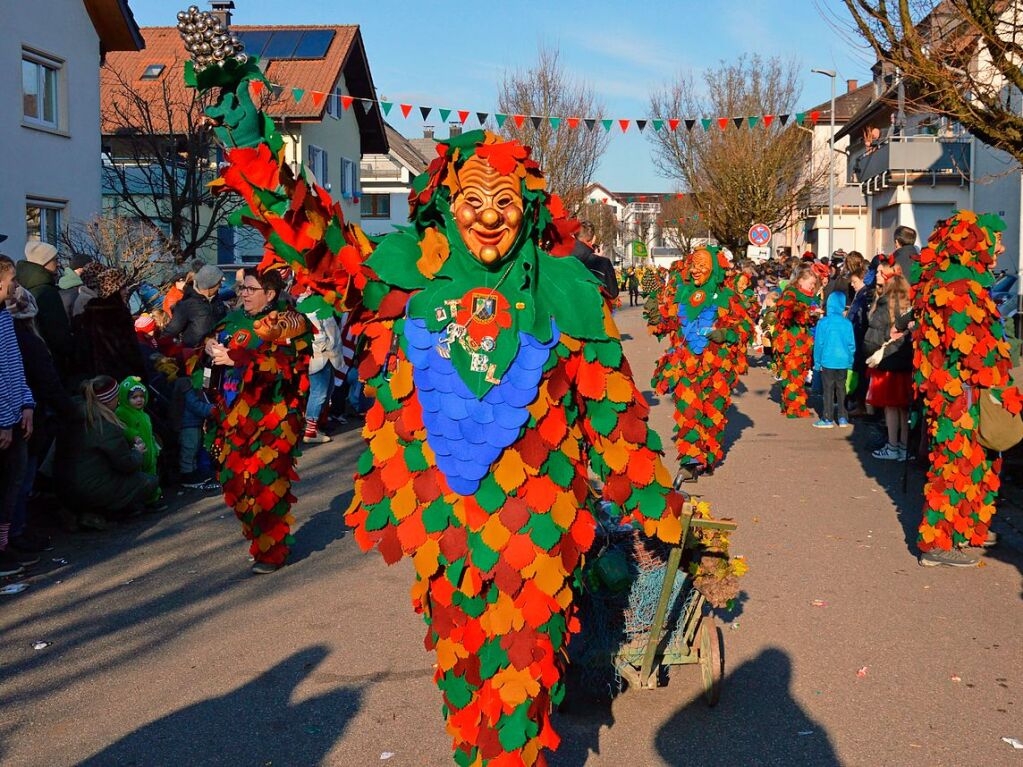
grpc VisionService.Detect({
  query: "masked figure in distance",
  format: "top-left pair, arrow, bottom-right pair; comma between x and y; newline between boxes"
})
912,211 -> 1022,567
774,266 -> 822,417
181,18 -> 742,765
641,265 -> 667,327
650,247 -> 741,482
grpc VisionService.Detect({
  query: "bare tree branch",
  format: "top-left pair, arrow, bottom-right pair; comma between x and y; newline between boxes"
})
60,216 -> 175,289
497,46 -> 611,214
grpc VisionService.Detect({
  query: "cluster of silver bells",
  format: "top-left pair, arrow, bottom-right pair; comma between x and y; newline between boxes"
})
176,5 -> 247,68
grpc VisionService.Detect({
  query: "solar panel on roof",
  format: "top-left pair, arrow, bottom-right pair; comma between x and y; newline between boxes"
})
261,30 -> 302,59
293,30 -> 335,59
235,30 -> 271,57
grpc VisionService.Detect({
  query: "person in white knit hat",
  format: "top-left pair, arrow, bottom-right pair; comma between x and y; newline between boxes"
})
15,242 -> 74,380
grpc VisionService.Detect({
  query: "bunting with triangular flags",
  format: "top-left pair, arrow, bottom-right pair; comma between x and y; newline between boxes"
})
292,87 -> 305,103
419,105 -> 432,120
795,112 -> 806,125
476,112 -> 489,125
652,119 -> 663,132
512,114 -> 525,128
732,117 -> 744,129
549,117 -> 561,130
457,110 -> 470,124
584,118 -> 596,132
748,115 -> 759,128
636,119 -> 647,132
763,114 -> 774,127
809,110 -> 820,124
618,119 -> 630,132
530,116 -> 543,130
566,117 -> 579,129
779,114 -> 790,125
311,91 -> 327,108
684,119 -> 696,131
360,99 -> 374,114
400,103 -> 413,118
495,113 -> 507,127
341,95 -> 354,111
701,118 -> 712,131
601,119 -> 613,132
438,108 -> 451,122
380,101 -> 394,116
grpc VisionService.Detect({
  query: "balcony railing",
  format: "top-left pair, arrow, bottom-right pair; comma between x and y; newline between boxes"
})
853,135 -> 971,191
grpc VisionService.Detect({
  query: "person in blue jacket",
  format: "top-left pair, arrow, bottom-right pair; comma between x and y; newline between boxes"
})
813,290 -> 856,428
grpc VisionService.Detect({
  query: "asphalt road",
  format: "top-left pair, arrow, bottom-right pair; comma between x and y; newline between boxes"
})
1,304 -> 1021,767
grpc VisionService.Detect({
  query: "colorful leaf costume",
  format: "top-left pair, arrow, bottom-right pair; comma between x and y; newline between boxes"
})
198,304 -> 311,566
182,42 -> 742,767
912,211 -> 1022,551
649,248 -> 741,474
774,284 -> 820,417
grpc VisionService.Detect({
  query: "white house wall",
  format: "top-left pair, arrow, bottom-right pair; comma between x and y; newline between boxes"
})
0,0 -> 104,257
972,140 -> 1023,273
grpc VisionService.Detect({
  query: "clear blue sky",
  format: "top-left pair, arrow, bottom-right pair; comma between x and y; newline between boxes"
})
129,0 -> 873,192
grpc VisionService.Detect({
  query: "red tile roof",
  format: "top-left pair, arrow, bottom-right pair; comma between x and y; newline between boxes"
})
101,24 -> 387,153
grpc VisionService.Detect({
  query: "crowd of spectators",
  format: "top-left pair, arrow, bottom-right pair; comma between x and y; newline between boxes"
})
0,245 -> 358,578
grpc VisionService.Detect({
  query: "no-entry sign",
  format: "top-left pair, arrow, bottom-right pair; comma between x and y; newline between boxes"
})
748,223 -> 772,247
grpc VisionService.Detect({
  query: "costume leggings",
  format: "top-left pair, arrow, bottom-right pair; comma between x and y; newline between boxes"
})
778,345 -> 813,417
419,567 -> 567,766
918,401 -> 1001,551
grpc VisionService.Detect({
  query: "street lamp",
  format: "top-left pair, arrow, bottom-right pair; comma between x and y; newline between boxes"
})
811,68 -> 836,259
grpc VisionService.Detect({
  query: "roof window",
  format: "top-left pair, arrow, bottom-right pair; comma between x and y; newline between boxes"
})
141,64 -> 165,80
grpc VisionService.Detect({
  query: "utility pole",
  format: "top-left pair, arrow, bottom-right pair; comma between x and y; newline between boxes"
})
812,68 -> 837,258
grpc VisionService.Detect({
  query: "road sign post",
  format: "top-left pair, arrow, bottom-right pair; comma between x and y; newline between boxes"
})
748,223 -> 772,248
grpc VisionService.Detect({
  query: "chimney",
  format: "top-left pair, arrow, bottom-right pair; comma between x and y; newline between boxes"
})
210,1 -> 235,29
448,122 -> 462,137
847,79 -> 858,93
423,125 -> 434,140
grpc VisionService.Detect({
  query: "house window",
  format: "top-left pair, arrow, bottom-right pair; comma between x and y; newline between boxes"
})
326,86 -> 340,118
22,50 -> 62,129
26,199 -> 64,246
340,158 -> 357,199
308,144 -> 329,187
140,64 -> 165,80
361,194 -> 391,219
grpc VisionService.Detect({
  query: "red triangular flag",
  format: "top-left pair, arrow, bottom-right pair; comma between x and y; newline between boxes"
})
457,110 -> 470,124
341,95 -> 353,111
676,193 -> 684,199
512,114 -> 525,128
717,117 -> 729,130
763,114 -> 775,127
311,91 -> 326,108
810,110 -> 821,124
667,118 -> 680,131
249,80 -> 266,98
400,104 -> 413,118
566,117 -> 580,129
618,119 -> 630,132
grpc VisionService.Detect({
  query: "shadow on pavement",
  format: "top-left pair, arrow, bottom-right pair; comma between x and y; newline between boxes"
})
289,492 -> 353,565
718,406 -> 754,471
655,648 -> 840,766
77,646 -> 362,767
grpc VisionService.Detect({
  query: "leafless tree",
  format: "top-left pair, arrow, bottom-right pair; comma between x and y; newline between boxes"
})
498,46 -> 611,213
101,59 -> 243,264
648,55 -> 818,249
840,0 -> 1023,164
658,194 -> 705,253
60,215 -> 175,289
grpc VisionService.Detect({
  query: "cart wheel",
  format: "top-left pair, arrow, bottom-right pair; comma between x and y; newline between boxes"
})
698,615 -> 722,706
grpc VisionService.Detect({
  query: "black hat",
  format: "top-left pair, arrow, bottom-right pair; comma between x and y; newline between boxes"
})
70,253 -> 93,270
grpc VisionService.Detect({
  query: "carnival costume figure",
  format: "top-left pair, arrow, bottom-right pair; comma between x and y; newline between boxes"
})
774,271 -> 821,417
177,12 -> 742,764
196,275 -> 311,571
650,247 -> 741,481
912,211 -> 1022,562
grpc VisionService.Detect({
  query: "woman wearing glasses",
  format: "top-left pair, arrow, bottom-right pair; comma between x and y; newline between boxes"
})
199,268 -> 311,574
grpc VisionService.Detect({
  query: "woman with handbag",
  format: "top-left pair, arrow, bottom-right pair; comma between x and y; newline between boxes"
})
864,269 -> 914,460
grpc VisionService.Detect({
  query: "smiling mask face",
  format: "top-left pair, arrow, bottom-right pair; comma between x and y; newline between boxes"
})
452,155 -> 524,265
689,249 -> 714,286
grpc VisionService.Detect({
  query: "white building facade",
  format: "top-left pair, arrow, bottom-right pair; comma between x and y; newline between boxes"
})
0,0 -> 142,257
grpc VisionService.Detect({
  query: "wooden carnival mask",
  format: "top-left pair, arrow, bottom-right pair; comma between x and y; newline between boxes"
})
452,155 -> 524,265
689,248 -> 714,286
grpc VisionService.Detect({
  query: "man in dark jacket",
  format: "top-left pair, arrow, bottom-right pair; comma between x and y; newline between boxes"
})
161,264 -> 226,348
571,222 -> 619,300
892,225 -> 918,280
16,242 -> 74,379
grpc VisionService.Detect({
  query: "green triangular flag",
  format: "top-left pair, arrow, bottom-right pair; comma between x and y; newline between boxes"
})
652,119 -> 664,132
701,118 -> 712,131
748,115 -> 759,128
601,119 -> 613,132
795,112 -> 806,125
439,108 -> 451,122
380,101 -> 393,116
548,117 -> 561,130
292,88 -> 305,102
495,113 -> 508,127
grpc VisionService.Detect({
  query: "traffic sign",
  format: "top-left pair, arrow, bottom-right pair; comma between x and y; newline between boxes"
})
748,223 -> 772,247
